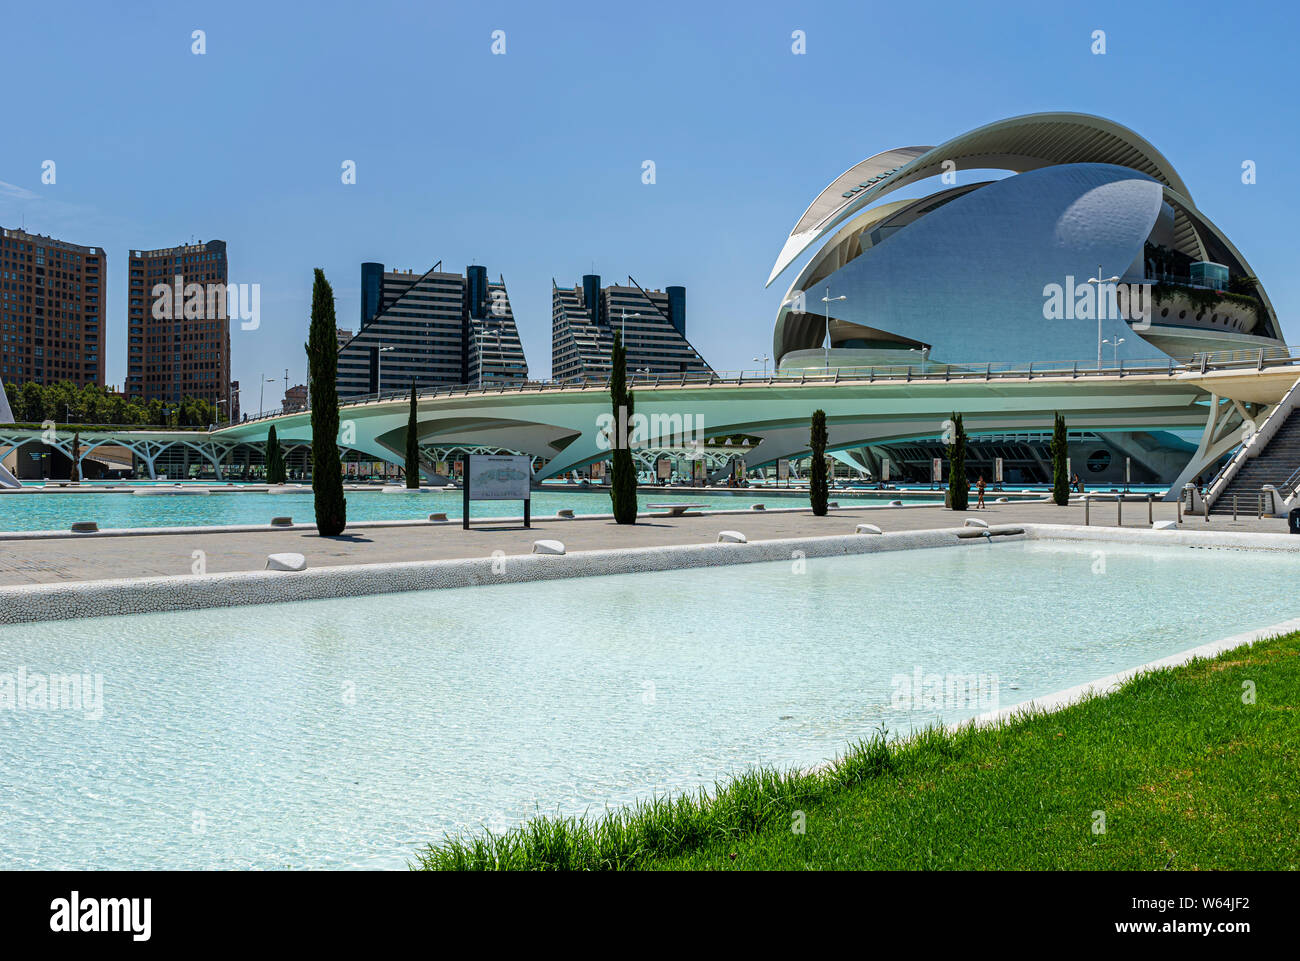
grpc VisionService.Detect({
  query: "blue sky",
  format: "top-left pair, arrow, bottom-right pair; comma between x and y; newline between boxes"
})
2,0 -> 1297,398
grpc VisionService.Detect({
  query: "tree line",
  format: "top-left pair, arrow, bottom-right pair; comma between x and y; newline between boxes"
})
0,380 -> 219,427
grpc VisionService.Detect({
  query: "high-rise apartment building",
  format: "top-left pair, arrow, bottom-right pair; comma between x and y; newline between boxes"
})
551,275 -> 711,381
0,227 -> 107,386
337,261 -> 528,397
125,239 -> 230,407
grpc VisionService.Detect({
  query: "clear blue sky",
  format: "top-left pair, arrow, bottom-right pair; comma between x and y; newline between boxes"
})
3,0 -> 1297,398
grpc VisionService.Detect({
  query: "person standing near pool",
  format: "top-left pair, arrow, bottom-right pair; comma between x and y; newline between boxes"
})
976,475 -> 986,509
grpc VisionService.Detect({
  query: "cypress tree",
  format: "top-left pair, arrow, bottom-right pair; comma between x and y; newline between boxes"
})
70,431 -> 81,483
405,381 -> 420,489
306,268 -> 347,534
945,412 -> 968,510
265,426 -> 277,483
609,331 -> 638,524
809,409 -> 829,516
265,425 -> 286,485
1050,411 -> 1069,506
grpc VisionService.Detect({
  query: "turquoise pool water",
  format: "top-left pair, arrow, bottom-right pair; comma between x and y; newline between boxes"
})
0,539 -> 1295,869
0,487 -> 941,532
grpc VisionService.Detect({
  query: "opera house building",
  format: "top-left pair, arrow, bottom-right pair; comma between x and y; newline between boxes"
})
769,112 -> 1282,374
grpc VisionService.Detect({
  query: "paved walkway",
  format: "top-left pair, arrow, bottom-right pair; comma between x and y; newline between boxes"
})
0,499 -> 1291,587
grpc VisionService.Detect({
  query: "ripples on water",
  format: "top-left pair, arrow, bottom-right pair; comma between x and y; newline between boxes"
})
1,539 -> 1293,869
0,487 -> 940,531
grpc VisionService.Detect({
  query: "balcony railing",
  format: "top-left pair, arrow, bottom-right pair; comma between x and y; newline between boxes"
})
225,345 -> 1300,425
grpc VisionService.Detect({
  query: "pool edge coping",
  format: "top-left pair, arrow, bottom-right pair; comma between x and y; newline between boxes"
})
0,499 -> 955,541
799,608 -> 1300,777
0,525 -> 1004,624
970,613 -> 1300,730
2,522 -> 1297,625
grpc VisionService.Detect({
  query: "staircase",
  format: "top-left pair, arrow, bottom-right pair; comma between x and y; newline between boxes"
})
1210,408 -> 1300,514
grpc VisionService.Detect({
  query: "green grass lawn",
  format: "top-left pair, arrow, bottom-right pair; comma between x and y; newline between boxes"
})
415,631 -> 1300,871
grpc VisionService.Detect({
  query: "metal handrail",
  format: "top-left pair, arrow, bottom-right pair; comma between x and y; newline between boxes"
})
1226,489 -> 1274,519
1203,370 -> 1300,509
224,345 -> 1300,428
0,420 -> 211,432
1280,465 -> 1300,498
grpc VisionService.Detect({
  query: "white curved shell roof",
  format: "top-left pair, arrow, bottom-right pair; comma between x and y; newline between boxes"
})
768,112 -> 1193,286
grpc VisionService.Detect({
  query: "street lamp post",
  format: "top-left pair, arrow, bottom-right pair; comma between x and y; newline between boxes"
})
909,346 -> 930,374
619,309 -> 642,340
492,325 -> 505,384
378,345 -> 395,394
752,353 -> 770,377
476,326 -> 501,390
1087,266 -> 1120,369
820,287 -> 846,371
1102,336 -> 1126,368
258,376 -> 276,417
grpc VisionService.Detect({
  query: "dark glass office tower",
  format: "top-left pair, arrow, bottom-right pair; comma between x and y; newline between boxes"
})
337,261 -> 529,397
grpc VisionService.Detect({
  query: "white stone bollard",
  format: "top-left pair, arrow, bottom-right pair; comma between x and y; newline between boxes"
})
266,553 -> 307,572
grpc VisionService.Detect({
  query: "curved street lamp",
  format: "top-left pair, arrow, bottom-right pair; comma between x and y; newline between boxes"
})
378,345 -> 395,394
258,375 -> 277,417
820,288 -> 846,371
909,346 -> 930,375
1103,336 -> 1126,368
1087,266 -> 1120,369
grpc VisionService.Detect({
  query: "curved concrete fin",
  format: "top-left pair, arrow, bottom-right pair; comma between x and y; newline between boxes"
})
0,382 -> 17,487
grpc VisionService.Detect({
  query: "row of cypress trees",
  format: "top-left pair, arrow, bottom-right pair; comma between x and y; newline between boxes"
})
805,408 -> 1067,510
809,409 -> 971,513
294,266 -> 1072,531
945,410 -> 1069,507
